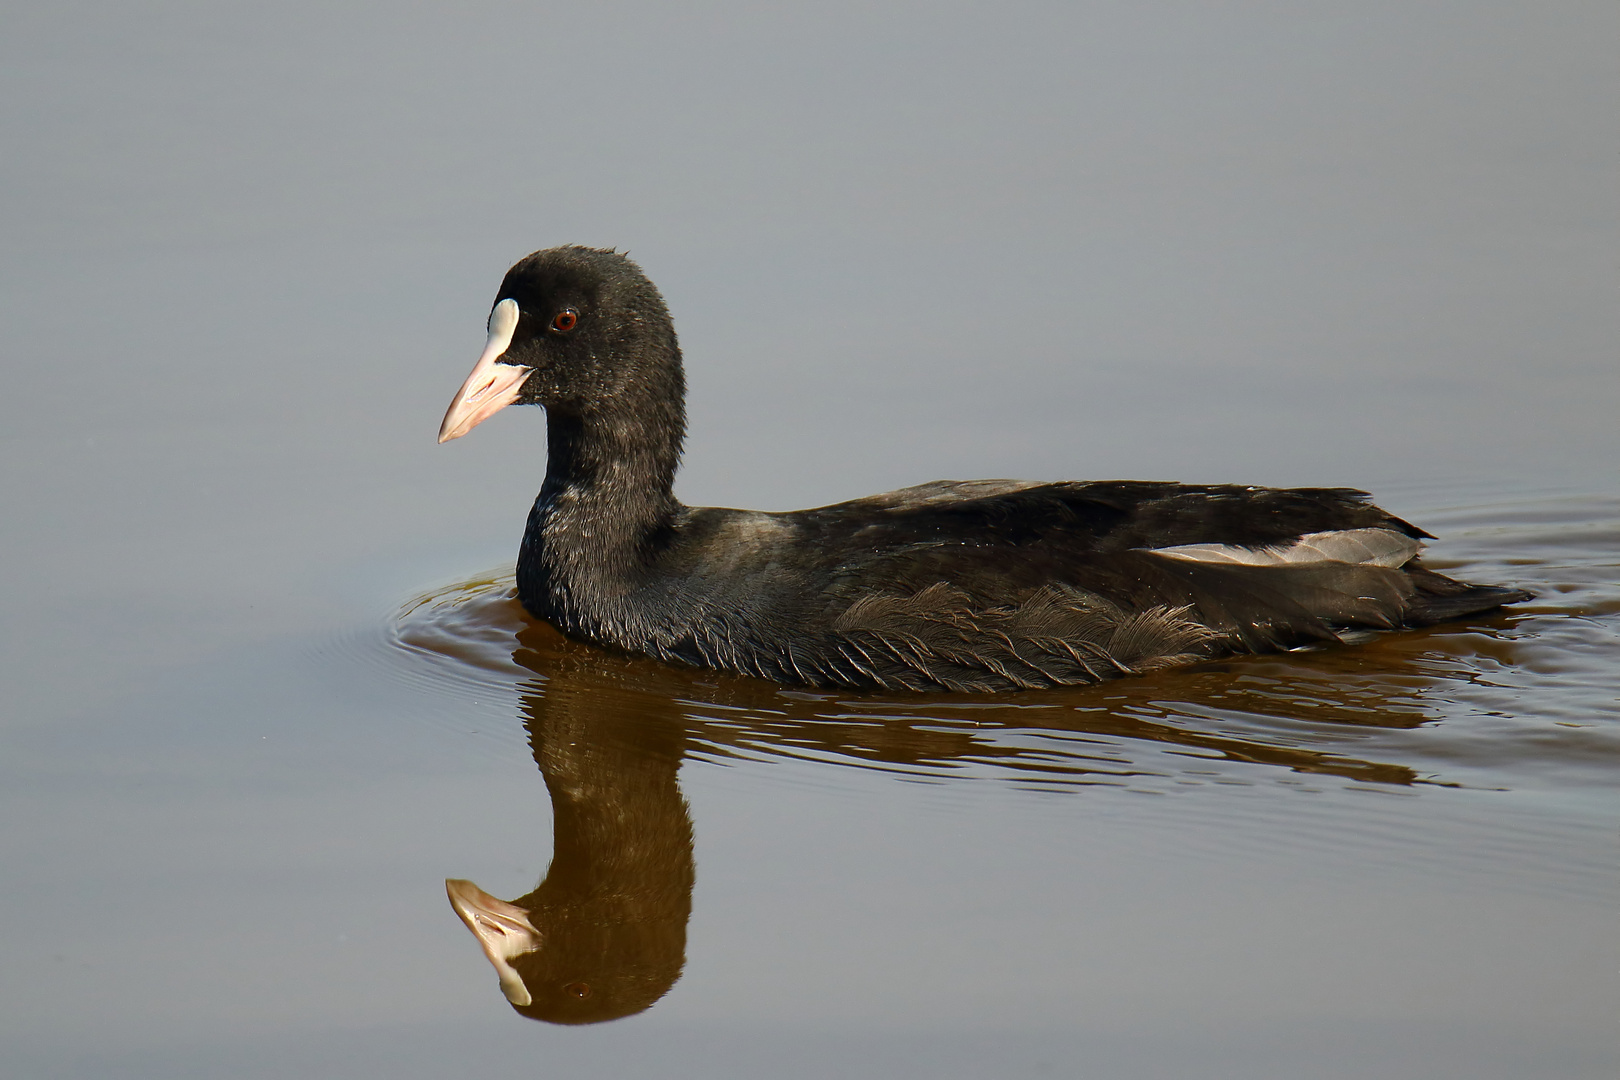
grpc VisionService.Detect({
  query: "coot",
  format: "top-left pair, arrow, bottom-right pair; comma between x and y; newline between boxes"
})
438,246 -> 1529,692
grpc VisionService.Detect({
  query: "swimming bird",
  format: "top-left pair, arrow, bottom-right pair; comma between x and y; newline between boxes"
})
438,245 -> 1529,693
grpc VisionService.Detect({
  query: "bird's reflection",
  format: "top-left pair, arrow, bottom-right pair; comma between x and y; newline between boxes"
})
426,579 -> 1524,1023
447,644 -> 694,1024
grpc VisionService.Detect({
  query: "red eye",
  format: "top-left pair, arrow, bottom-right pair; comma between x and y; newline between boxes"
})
550,309 -> 579,333
563,981 -> 592,998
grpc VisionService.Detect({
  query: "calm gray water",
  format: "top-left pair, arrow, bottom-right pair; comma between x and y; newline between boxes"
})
3,3 -> 1616,1077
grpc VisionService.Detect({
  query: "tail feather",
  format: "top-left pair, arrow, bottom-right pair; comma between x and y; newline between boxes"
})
1399,561 -> 1533,624
1404,583 -> 1533,625
1141,554 -> 1530,640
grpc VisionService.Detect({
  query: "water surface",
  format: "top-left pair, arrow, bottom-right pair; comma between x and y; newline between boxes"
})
348,485 -> 1618,1070
2,3 -> 1616,1077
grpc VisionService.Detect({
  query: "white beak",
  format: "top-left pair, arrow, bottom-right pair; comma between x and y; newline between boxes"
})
438,298 -> 530,443
445,878 -> 542,1007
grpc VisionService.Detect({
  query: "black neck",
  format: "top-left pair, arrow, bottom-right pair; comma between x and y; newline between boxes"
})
516,382 -> 686,631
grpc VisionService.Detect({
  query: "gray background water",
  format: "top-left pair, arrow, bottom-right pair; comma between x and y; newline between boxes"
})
3,2 -> 1616,1077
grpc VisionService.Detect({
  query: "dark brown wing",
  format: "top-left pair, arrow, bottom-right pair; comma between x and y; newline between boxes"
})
793,479 -> 1429,565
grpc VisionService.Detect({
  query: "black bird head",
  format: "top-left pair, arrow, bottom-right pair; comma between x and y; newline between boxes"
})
439,246 -> 683,442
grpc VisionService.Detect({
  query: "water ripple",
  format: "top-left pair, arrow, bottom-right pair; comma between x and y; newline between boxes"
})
371,493 -> 1619,803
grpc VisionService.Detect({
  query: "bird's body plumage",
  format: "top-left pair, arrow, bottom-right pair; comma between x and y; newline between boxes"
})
439,246 -> 1529,692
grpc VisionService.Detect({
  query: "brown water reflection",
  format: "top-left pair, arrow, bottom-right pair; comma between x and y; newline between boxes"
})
447,662 -> 695,1024
429,586 -> 1547,1021
409,579 -> 1541,790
